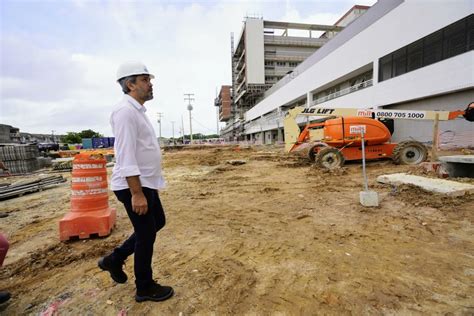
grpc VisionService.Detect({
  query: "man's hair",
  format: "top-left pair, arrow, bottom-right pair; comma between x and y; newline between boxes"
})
118,75 -> 138,94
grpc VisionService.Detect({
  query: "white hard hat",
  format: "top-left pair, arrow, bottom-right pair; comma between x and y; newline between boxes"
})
116,61 -> 155,82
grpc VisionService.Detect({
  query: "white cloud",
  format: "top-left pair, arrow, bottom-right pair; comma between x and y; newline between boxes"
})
0,35 -> 87,102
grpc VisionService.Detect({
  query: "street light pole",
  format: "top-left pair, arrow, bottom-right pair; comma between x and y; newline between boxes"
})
51,130 -> 55,143
188,107 -> 193,143
184,93 -> 195,143
157,112 -> 163,145
171,121 -> 175,145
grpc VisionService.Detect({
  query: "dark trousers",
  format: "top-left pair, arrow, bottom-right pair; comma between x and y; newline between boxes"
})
0,233 -> 9,267
111,187 -> 166,290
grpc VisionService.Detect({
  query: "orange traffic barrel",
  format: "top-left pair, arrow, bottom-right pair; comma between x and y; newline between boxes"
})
59,153 -> 116,241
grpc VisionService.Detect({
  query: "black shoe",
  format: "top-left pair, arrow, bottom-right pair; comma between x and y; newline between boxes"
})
135,283 -> 174,302
0,292 -> 11,304
98,256 -> 127,284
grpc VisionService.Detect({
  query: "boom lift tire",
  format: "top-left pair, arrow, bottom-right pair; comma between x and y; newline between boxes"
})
308,143 -> 329,161
315,147 -> 345,169
392,140 -> 428,165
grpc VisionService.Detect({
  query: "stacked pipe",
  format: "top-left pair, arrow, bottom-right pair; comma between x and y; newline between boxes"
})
0,176 -> 66,199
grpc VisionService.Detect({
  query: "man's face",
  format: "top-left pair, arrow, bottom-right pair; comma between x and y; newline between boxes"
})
129,75 -> 153,103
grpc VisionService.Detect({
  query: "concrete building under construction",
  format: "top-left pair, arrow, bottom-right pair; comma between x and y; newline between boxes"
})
217,7 -> 369,140
215,86 -> 232,122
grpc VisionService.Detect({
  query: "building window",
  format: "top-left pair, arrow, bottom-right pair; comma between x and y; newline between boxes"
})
468,14 -> 474,50
378,14 -> 473,82
443,18 -> 467,58
392,47 -> 407,76
407,39 -> 423,72
423,30 -> 443,66
289,62 -> 298,67
276,61 -> 286,67
379,55 -> 392,81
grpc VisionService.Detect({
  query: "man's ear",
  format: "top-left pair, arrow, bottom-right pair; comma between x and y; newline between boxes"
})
126,79 -> 135,92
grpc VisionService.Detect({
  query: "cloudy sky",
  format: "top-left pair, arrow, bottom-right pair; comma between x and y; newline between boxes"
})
0,0 -> 375,138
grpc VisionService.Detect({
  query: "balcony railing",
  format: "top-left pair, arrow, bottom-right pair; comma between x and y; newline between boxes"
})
313,79 -> 373,105
263,36 -> 326,47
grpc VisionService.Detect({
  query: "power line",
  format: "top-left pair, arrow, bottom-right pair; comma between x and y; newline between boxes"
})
192,117 -> 216,133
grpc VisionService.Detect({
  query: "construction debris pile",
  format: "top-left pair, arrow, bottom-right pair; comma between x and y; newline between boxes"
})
51,158 -> 74,171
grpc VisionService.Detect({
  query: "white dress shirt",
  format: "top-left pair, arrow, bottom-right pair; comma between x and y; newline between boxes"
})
110,94 -> 166,191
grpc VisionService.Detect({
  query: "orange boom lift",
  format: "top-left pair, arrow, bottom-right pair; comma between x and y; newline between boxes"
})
284,103 -> 474,169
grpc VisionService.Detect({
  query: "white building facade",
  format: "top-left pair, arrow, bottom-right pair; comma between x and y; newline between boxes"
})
243,0 -> 474,147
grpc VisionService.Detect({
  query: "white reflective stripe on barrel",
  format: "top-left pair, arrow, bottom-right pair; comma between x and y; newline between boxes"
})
72,176 -> 105,183
73,163 -> 105,169
71,188 -> 109,196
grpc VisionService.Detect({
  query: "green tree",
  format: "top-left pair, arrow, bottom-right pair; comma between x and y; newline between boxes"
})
78,129 -> 102,139
61,132 -> 82,144
60,129 -> 102,144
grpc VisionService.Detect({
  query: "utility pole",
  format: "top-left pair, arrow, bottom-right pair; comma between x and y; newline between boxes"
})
171,121 -> 175,145
216,106 -> 220,136
215,87 -> 220,136
157,112 -> 163,145
184,93 -> 195,143
181,115 -> 185,143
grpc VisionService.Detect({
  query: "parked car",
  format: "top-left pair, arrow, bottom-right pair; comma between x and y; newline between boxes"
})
37,143 -> 59,152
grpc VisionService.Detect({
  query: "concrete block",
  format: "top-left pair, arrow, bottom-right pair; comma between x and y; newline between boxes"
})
438,155 -> 474,164
438,155 -> 474,178
377,173 -> 474,196
360,190 -> 379,207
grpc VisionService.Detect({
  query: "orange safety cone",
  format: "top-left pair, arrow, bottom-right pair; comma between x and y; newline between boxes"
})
59,153 -> 116,241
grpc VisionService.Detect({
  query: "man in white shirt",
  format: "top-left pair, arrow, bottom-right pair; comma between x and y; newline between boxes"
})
98,61 -> 173,303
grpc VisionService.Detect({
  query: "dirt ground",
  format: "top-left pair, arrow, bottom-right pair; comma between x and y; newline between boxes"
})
0,145 -> 473,315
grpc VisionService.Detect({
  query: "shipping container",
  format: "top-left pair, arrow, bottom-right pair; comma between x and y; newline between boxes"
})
82,138 -> 93,149
108,137 -> 115,147
92,137 -> 110,148
101,137 -> 110,148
